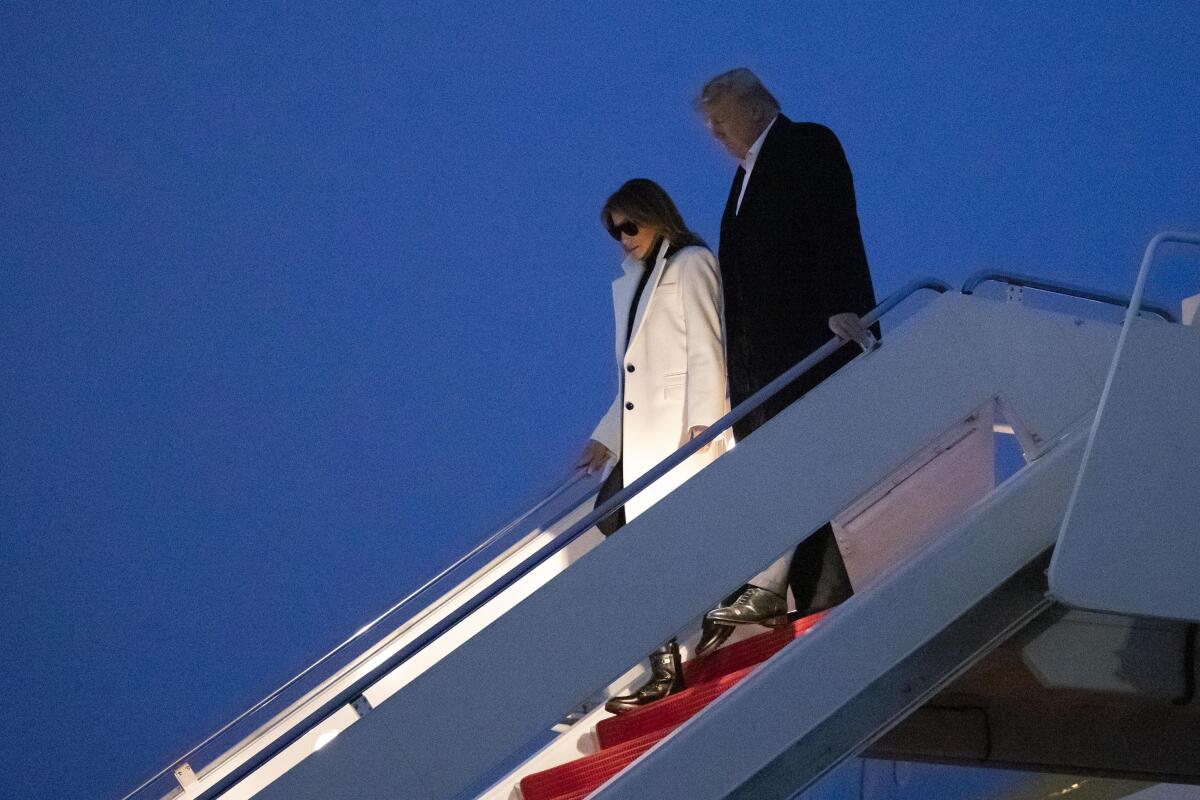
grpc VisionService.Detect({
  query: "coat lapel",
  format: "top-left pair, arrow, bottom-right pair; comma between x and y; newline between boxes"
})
734,114 -> 789,220
611,259 -> 641,359
720,166 -> 745,233
624,239 -> 672,356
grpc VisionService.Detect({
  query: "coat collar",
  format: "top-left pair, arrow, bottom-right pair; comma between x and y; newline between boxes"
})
726,113 -> 790,222
739,113 -> 778,176
612,238 -> 672,356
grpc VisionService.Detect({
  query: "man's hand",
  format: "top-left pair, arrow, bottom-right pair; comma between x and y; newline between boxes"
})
828,312 -> 877,352
575,439 -> 613,474
683,425 -> 712,453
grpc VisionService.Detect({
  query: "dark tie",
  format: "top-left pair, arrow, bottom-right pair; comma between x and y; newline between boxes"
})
727,166 -> 746,221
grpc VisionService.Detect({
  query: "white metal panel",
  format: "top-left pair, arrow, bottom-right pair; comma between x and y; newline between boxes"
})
1055,314 -> 1123,398
190,493 -> 602,799
962,299 -> 1106,457
1050,318 -> 1200,621
1183,293 -> 1199,326
1021,611 -> 1190,698
596,429 -> 1087,800
475,700 -> 611,800
361,527 -> 606,708
832,406 -> 994,589
211,705 -> 361,800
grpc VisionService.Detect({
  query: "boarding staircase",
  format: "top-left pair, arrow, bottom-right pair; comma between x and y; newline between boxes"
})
123,232 -> 1200,800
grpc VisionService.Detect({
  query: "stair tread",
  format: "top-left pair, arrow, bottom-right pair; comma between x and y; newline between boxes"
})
595,664 -> 755,749
520,612 -> 827,800
598,612 -> 825,749
519,730 -> 668,800
683,611 -> 825,685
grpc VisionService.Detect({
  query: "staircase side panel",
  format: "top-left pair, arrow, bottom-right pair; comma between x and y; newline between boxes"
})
1050,318 -> 1200,621
596,433 -> 1086,800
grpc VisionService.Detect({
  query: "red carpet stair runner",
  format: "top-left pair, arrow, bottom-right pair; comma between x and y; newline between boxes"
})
519,612 -> 826,800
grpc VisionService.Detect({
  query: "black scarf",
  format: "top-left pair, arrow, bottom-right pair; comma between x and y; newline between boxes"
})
624,236 -> 665,352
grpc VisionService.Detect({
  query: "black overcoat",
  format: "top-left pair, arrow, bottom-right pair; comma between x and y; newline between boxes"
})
719,115 -> 877,443
718,115 -> 877,613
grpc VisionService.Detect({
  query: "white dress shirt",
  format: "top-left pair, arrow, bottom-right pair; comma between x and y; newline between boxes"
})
736,114 -> 779,215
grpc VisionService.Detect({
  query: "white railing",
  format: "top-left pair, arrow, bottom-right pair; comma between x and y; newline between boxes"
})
121,471 -> 601,800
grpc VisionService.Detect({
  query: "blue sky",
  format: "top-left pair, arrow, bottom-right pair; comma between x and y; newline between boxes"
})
2,3 -> 1198,799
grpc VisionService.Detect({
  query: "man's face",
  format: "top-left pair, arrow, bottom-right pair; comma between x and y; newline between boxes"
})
703,94 -> 765,161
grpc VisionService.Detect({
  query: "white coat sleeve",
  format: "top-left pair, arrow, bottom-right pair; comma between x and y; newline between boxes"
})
591,391 -> 622,459
677,248 -> 728,431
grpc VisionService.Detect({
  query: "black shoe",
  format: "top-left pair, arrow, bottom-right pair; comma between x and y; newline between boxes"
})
705,585 -> 789,627
605,641 -> 685,714
695,616 -> 735,656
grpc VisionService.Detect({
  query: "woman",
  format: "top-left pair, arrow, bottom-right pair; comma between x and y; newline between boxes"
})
575,178 -> 728,713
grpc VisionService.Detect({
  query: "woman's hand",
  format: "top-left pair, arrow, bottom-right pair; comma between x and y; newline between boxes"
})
684,425 -> 711,452
576,439 -> 613,474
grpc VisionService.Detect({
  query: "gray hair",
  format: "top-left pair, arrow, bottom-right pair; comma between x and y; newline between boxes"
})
697,68 -> 781,118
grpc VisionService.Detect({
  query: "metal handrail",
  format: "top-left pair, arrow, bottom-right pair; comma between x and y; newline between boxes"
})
120,469 -> 600,800
1075,229 -> 1200,482
1124,231 -> 1200,325
961,270 -> 1177,323
189,276 -> 952,800
1066,230 -> 1200,588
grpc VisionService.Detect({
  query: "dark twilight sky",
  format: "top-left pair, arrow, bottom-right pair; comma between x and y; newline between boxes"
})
1,3 -> 1198,799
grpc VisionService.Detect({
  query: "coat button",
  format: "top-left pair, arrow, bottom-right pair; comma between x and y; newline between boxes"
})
626,363 -> 635,372
625,402 -> 634,410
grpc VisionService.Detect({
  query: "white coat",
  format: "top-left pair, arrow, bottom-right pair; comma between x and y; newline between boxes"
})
591,240 -> 729,521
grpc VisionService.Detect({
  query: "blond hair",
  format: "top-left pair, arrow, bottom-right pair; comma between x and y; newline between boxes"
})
697,67 -> 781,119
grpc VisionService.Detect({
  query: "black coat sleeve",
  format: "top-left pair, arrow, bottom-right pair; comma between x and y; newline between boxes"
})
793,124 -> 877,322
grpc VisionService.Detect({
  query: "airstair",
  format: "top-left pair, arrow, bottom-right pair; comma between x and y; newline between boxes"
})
124,232 -> 1200,800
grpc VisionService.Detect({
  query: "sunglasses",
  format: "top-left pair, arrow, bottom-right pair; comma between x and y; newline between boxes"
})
607,219 -> 639,240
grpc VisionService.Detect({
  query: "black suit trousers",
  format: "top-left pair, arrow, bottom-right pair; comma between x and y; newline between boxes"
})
787,522 -> 853,616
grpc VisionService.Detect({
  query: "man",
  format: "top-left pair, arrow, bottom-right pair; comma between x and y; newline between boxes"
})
695,68 -> 878,653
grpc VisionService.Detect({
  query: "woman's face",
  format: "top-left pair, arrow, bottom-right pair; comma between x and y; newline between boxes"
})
607,211 -> 659,262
